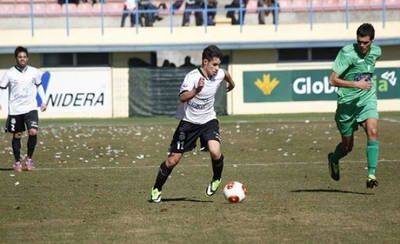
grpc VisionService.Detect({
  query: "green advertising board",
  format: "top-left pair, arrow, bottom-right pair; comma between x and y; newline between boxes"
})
244,68 -> 399,102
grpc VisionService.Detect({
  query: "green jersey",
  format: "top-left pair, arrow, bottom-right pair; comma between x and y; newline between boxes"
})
332,43 -> 381,104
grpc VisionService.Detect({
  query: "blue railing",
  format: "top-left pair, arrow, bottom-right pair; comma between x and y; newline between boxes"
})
4,0 -> 399,36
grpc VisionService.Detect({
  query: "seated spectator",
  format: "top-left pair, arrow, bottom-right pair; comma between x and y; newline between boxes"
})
80,0 -> 98,5
139,0 -> 163,27
257,0 -> 279,25
172,0 -> 184,12
206,0 -> 218,26
182,0 -> 203,26
158,1 -> 167,10
121,0 -> 139,27
58,0 -> 79,5
225,0 -> 248,25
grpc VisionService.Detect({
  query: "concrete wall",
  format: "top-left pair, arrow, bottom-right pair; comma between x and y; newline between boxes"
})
227,59 -> 400,114
111,52 -> 151,117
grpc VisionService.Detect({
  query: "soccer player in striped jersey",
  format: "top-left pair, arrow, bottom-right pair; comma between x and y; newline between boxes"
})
150,45 -> 235,202
0,46 -> 47,172
328,23 -> 381,188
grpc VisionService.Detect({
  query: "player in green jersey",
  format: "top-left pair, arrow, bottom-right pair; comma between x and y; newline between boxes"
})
328,23 -> 381,188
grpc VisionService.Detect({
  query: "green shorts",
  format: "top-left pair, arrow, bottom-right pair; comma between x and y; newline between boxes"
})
335,99 -> 379,137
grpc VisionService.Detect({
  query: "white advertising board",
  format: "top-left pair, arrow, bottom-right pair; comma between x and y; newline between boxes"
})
0,68 -> 112,118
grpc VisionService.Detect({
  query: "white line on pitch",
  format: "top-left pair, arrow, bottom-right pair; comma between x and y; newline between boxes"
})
27,159 -> 399,171
381,117 -> 400,123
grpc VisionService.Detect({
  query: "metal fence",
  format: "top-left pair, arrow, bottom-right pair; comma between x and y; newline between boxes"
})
0,0 -> 399,36
129,67 -> 227,117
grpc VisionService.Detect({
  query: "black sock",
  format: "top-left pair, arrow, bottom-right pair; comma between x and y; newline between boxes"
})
153,161 -> 173,191
12,137 -> 21,162
212,154 -> 224,181
27,135 -> 37,159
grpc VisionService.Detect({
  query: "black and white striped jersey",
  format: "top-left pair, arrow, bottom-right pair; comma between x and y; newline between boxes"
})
176,68 -> 225,124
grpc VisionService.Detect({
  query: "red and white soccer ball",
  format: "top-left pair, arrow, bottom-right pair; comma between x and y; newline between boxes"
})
223,181 -> 247,203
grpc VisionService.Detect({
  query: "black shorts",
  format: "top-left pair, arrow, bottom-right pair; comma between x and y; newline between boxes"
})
169,119 -> 221,153
5,110 -> 39,133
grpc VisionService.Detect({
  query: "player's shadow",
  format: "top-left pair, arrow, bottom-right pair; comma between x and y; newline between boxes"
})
0,167 -> 14,171
148,197 -> 213,203
290,189 -> 374,195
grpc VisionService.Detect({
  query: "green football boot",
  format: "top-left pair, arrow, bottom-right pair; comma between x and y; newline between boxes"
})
206,179 -> 221,196
150,188 -> 162,203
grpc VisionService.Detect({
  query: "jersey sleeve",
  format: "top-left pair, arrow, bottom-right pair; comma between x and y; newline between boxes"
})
33,69 -> 43,86
332,48 -> 352,76
0,71 -> 9,89
179,73 -> 195,95
375,45 -> 382,60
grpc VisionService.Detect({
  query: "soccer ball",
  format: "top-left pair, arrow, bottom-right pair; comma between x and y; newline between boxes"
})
223,181 -> 246,203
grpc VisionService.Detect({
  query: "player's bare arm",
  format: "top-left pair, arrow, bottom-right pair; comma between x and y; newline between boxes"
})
179,77 -> 205,102
223,69 -> 235,92
329,72 -> 371,90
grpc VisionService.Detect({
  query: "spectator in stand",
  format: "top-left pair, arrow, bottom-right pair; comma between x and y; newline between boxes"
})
206,0 -> 218,26
58,0 -> 79,5
80,0 -> 98,5
121,0 -> 138,27
162,59 -> 176,68
225,0 -> 248,25
182,0 -> 203,26
172,0 -> 184,11
139,0 -> 163,27
257,0 -> 279,25
162,59 -> 171,67
180,56 -> 197,68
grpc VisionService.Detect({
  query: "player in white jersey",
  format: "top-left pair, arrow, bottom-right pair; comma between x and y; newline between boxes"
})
0,46 -> 47,172
150,45 -> 235,203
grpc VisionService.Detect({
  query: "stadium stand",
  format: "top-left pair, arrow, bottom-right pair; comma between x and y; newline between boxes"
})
0,0 -> 398,30
0,0 -> 399,17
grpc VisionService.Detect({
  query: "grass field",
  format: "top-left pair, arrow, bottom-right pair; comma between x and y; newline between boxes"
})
1,113 -> 400,243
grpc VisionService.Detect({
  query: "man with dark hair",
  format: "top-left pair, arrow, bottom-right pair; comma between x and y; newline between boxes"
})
120,0 -> 138,27
0,46 -> 47,172
150,45 -> 235,202
328,23 -> 381,188
225,0 -> 249,25
182,0 -> 203,26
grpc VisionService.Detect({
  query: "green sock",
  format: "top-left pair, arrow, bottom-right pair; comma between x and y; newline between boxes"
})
367,140 -> 379,176
332,143 -> 347,163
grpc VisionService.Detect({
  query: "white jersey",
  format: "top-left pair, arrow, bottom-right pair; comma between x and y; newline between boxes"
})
177,68 -> 225,124
124,0 -> 137,10
0,65 -> 42,115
